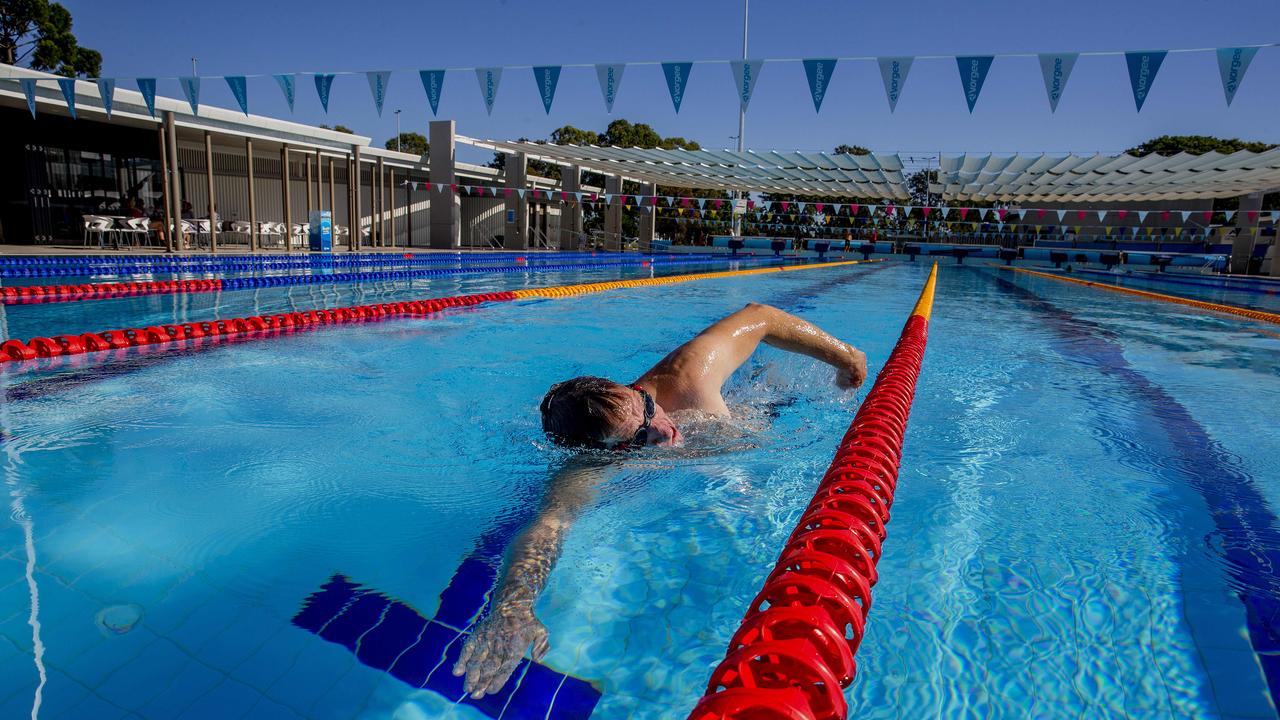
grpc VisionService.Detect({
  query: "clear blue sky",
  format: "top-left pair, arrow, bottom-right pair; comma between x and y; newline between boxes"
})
64,0 -> 1280,166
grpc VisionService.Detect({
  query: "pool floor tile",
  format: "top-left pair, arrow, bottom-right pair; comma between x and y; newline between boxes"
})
177,677 -> 263,720
137,658 -> 226,719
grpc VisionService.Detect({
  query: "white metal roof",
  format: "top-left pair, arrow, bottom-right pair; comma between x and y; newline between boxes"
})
931,150 -> 1280,201
459,137 -> 912,198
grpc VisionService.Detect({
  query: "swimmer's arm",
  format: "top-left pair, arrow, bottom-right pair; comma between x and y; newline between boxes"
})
453,463 -> 605,698
646,303 -> 867,398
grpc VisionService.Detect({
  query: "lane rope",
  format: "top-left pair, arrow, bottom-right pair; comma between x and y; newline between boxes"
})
0,255 -> 785,305
996,266 -> 1280,325
688,263 -> 937,720
0,260 -> 876,367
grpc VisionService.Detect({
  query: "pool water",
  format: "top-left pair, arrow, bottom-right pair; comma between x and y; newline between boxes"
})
1,261 -> 1278,719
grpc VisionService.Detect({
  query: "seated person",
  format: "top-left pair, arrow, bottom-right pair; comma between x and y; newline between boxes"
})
453,302 -> 868,698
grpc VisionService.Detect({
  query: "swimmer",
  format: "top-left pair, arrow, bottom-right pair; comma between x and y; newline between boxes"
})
453,303 -> 867,698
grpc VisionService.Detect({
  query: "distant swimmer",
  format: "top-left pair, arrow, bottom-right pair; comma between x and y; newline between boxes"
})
453,302 -> 867,698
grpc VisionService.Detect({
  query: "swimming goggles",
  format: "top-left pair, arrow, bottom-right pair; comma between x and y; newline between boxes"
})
625,385 -> 655,448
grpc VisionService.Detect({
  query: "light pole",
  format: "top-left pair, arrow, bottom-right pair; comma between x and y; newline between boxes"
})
732,0 -> 748,237
394,109 -> 402,152
191,57 -> 198,76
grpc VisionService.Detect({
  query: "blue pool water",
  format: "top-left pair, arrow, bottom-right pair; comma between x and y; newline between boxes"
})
1,260 -> 1278,719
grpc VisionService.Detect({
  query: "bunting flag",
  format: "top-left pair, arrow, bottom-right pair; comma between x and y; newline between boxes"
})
1216,47 -> 1257,106
179,76 -> 200,115
57,78 -> 77,119
366,71 -> 391,116
1224,210 -> 1237,222
802,58 -> 837,113
1124,51 -> 1166,112
475,67 -> 502,115
532,66 -> 562,114
1137,210 -> 1149,222
662,61 -> 693,112
1037,53 -> 1077,112
595,63 -> 625,113
419,70 -> 446,115
516,189 -> 526,199
274,74 -> 296,112
1056,210 -> 1068,222
729,59 -> 764,112
955,56 -> 994,113
96,78 -> 115,118
877,56 -> 913,112
1180,211 -> 1193,221
225,76 -> 249,115
20,79 -> 37,118
314,73 -> 336,112
136,78 -> 157,117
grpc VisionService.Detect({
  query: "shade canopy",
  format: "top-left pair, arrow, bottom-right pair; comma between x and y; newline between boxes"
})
458,136 -> 912,198
931,150 -> 1280,202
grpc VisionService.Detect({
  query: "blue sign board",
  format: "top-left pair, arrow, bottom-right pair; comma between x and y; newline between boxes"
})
309,210 -> 332,252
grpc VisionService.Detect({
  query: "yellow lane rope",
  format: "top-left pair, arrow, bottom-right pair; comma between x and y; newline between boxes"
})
997,266 -> 1280,326
911,262 -> 939,321
510,259 -> 879,299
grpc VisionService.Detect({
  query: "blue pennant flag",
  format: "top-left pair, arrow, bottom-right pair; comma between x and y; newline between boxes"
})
803,58 -> 837,113
532,66 -> 562,114
877,57 -> 913,112
274,74 -> 296,111
96,78 -> 116,119
314,73 -> 336,113
475,67 -> 502,115
56,78 -> 77,119
955,56 -> 994,113
136,78 -> 157,117
729,59 -> 763,112
1037,53 -> 1077,113
179,76 -> 200,115
19,79 -> 37,118
1216,47 -> 1257,106
1125,51 -> 1166,112
225,76 -> 249,115
366,70 -> 391,116
419,70 -> 446,115
595,63 -> 625,113
661,61 -> 693,113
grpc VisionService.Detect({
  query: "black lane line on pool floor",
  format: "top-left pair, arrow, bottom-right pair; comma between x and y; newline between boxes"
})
990,271 -> 1280,711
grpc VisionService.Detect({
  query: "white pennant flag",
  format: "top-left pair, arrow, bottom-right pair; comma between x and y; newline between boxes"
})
728,59 -> 764,112
877,57 -> 914,112
1056,210 -> 1068,222
475,67 -> 502,115
797,202 -> 807,212
1181,211 -> 1193,221
1137,210 -> 1149,222
1224,210 -> 1236,222
595,63 -> 626,113
516,189 -> 526,199
1037,54 -> 1078,112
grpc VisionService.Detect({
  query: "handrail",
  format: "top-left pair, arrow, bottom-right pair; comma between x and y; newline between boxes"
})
688,263 -> 939,720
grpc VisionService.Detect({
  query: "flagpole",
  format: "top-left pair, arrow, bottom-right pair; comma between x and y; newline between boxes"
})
731,0 -> 748,239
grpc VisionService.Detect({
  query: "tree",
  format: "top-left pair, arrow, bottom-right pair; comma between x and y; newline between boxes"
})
320,124 -> 354,133
1,0 -> 101,77
905,169 -> 937,207
1127,135 -> 1277,157
832,144 -> 871,156
385,132 -> 428,157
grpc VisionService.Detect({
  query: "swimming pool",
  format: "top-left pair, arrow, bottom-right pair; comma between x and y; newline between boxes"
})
1,260 -> 1277,719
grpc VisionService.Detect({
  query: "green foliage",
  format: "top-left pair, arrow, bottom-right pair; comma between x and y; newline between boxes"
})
1127,135 -> 1277,156
1,0 -> 100,77
385,132 -> 429,157
320,124 -> 354,134
832,144 -> 871,156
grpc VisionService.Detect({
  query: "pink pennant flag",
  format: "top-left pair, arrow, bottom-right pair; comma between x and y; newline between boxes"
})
450,184 -> 458,192
747,200 -> 755,210
682,197 -> 692,208
851,204 -> 860,215
1248,210 -> 1259,222
922,207 -> 932,217
1160,210 -> 1170,221
1037,209 -> 1045,219
814,203 -> 824,213
504,188 -> 514,198
886,205 -> 895,216
713,199 -> 723,210
1117,210 -> 1127,220
998,208 -> 1007,221
959,208 -> 969,220
1203,210 -> 1213,222
1076,210 -> 1086,221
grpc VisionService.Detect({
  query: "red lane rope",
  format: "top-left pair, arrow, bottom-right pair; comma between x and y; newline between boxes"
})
1,279 -> 224,304
0,291 -> 519,363
688,270 -> 936,720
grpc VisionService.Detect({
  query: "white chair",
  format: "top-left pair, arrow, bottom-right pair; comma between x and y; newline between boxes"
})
83,215 -> 114,247
118,217 -> 151,246
257,222 -> 283,248
291,224 -> 309,249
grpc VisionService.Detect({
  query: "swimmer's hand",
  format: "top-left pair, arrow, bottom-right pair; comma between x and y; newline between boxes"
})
453,605 -> 549,699
835,345 -> 868,390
